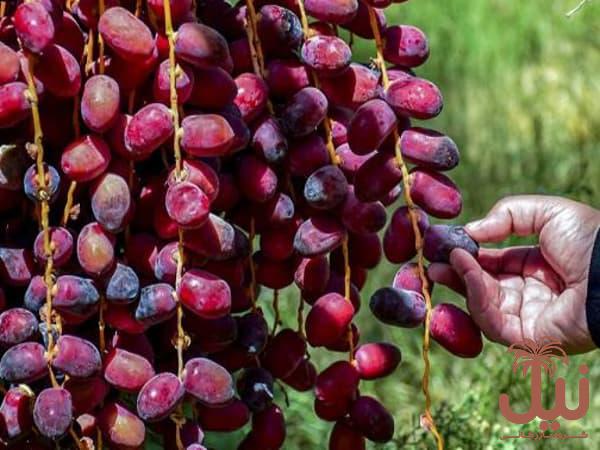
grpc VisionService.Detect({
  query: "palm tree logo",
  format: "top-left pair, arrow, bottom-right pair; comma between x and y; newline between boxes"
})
499,337 -> 589,425
507,337 -> 568,378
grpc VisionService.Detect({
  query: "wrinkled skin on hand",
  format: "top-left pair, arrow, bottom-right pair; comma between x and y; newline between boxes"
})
429,195 -> 600,354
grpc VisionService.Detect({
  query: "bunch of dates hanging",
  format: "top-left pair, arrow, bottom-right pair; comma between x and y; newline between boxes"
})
0,0 -> 483,447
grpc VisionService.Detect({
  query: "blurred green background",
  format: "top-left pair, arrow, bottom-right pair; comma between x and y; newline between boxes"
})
203,1 -> 600,449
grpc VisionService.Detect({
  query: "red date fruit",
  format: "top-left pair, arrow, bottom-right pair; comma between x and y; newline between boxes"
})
340,1 -> 386,39
254,251 -> 295,289
0,81 -> 31,128
348,99 -> 397,155
335,144 -> 373,181
341,186 -> 387,235
286,133 -> 329,177
430,303 -> 483,358
281,358 -> 317,392
258,5 -> 303,56
183,214 -> 240,260
169,159 -> 220,202
383,205 -> 429,264
77,222 -> 115,277
251,116 -> 288,163
33,388 -> 73,439
0,248 -> 34,287
314,397 -> 351,422
354,343 -> 402,380
125,103 -> 174,160
294,216 -> 346,257
98,402 -> 146,449
52,335 -> 101,378
186,315 -> 237,354
256,192 -> 295,226
0,308 -> 37,348
153,241 -> 181,284
81,75 -> 120,132
105,263 -> 139,304
330,107 -> 352,147
104,304 -> 147,335
247,404 -> 286,449
423,224 -> 479,263
383,25 -> 429,68
305,293 -> 354,347
237,367 -> 274,412
156,239 -> 190,279
178,269 -> 231,319
304,165 -> 348,210
91,173 -> 132,233
349,396 -> 394,443
329,418 -> 366,450
301,35 -> 351,76
183,357 -> 235,405
235,154 -> 278,203
319,63 -> 378,111
33,226 -> 73,267
175,22 -> 233,72
294,256 -> 330,297
281,87 -> 328,137
260,223 -> 296,262
236,312 -> 269,355
53,275 -> 100,316
147,0 -> 192,24
104,348 -> 155,393
354,152 -> 402,202
369,287 -> 426,328
35,44 -> 81,98
315,360 -> 359,404
265,59 -> 309,99
181,114 -> 235,157
135,283 -> 177,326
76,413 -> 97,437
98,7 -> 154,61
65,377 -> 110,416
196,399 -> 250,432
385,76 -> 443,120
137,372 -> 184,422
107,48 -> 159,92
410,168 -> 462,219
392,262 -> 430,293
0,386 -> 33,440
400,127 -> 459,171
13,1 -> 55,53
234,73 -> 269,123
189,67 -> 237,109
305,0 -> 358,24
23,163 -> 60,203
261,329 -> 306,379
61,135 -> 111,182
153,60 -> 194,105
0,342 -> 47,383
163,421 -> 205,450
165,181 -> 211,229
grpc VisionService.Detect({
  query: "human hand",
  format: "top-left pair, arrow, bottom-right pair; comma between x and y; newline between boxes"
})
428,195 -> 600,354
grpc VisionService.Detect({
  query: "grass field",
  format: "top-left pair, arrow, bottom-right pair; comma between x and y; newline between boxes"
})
200,1 -> 600,448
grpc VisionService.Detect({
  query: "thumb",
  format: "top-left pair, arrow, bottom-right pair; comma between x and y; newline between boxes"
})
465,195 -> 557,243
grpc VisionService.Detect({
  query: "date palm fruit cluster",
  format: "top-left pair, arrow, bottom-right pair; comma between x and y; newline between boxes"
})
0,0 -> 482,447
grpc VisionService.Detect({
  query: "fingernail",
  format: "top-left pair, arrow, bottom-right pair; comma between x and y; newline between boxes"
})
465,219 -> 483,232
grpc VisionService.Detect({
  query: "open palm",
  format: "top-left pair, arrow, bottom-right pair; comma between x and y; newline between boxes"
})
429,196 -> 600,354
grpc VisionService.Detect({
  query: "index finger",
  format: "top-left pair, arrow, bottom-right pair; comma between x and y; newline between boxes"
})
465,195 -> 559,243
